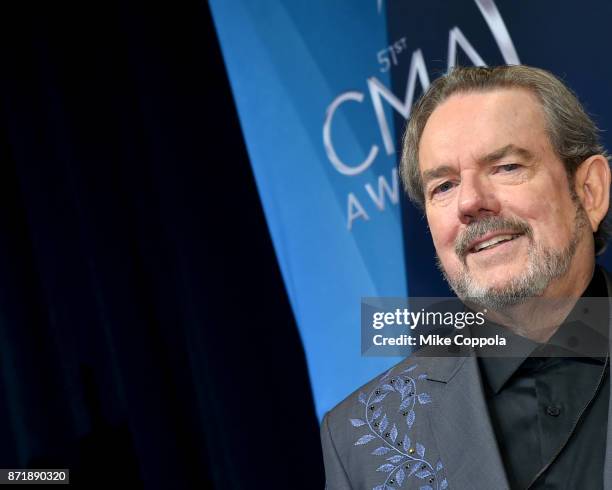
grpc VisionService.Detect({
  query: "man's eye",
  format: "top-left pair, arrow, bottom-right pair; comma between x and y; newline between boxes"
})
433,181 -> 454,195
497,163 -> 520,173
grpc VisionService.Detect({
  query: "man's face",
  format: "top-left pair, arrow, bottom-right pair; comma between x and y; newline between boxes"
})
419,88 -> 590,307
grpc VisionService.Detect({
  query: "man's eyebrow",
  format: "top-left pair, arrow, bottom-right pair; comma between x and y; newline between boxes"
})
421,165 -> 456,188
480,144 -> 534,164
421,145 -> 534,188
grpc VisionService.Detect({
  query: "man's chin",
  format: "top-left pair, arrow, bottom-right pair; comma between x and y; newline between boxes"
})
457,285 -> 535,311
446,272 -> 552,310
464,276 -> 524,292
465,255 -> 528,276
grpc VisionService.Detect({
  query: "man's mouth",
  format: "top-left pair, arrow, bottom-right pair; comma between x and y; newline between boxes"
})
470,234 -> 523,253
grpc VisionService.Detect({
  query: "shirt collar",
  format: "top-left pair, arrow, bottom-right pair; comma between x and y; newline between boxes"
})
477,265 -> 609,395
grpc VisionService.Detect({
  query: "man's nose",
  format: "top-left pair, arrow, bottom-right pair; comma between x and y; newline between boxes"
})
456,173 -> 500,224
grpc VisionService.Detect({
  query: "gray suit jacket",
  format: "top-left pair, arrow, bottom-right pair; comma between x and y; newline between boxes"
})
321,271 -> 612,490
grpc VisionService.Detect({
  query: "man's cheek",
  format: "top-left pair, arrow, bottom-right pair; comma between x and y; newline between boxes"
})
428,222 -> 450,245
437,250 -> 459,273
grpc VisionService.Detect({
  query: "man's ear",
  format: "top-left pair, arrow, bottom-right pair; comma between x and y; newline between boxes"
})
574,154 -> 611,232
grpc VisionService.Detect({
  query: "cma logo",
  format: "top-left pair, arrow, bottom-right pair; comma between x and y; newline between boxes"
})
322,0 -> 520,229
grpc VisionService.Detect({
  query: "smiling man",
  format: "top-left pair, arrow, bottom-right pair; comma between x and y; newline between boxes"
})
321,66 -> 612,490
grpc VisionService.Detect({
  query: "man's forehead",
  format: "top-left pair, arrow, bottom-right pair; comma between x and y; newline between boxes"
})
418,88 -> 548,171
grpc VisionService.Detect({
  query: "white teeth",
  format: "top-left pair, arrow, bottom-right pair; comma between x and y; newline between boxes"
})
473,234 -> 516,252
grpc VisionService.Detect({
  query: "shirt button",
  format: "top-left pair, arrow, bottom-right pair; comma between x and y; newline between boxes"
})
546,405 -> 561,417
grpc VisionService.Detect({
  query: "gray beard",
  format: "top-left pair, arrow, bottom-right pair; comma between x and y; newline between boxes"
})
438,204 -> 588,311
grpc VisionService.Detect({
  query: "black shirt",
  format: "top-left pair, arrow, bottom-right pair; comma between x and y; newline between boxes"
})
477,267 -> 610,490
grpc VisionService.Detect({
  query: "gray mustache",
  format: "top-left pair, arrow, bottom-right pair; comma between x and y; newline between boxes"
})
455,216 -> 532,259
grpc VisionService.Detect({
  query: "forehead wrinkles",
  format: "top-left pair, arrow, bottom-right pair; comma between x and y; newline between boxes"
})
418,89 -> 550,172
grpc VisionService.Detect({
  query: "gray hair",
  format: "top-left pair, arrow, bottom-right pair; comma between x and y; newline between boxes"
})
400,65 -> 611,255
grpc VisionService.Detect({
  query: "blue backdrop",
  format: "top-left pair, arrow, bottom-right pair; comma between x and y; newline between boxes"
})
210,0 -> 612,420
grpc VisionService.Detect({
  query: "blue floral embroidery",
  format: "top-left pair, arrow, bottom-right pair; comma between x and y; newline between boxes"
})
350,364 -> 448,490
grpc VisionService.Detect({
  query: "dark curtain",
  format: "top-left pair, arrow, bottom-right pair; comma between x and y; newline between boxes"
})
0,1 -> 324,488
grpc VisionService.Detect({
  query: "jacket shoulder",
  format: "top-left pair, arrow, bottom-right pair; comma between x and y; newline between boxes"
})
321,354 -> 443,488
324,350 -> 441,427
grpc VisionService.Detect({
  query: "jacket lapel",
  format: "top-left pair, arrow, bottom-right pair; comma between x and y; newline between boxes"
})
414,265 -> 612,489
420,350 -> 510,489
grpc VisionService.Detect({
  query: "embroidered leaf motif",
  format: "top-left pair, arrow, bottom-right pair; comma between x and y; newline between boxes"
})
373,392 -> 390,403
355,434 -> 376,446
372,407 -> 382,420
390,423 -> 398,443
399,397 -> 412,411
395,468 -> 405,486
372,446 -> 391,455
349,365 -> 440,490
408,463 -> 420,477
379,414 -> 388,433
387,455 -> 404,464
415,469 -> 432,479
416,443 -> 426,458
418,393 -> 432,405
402,434 -> 411,452
406,409 -> 415,428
